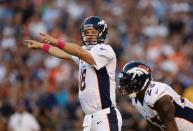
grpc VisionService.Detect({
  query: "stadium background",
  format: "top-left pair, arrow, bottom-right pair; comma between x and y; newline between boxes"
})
0,0 -> 193,130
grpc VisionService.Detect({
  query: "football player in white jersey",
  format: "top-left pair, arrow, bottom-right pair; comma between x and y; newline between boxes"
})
118,61 -> 193,131
24,16 -> 122,131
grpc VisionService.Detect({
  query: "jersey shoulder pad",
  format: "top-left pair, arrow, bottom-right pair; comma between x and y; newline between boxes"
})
91,44 -> 113,52
90,44 -> 115,58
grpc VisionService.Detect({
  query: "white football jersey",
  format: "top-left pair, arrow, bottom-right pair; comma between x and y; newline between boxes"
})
131,81 -> 193,131
72,44 -> 117,114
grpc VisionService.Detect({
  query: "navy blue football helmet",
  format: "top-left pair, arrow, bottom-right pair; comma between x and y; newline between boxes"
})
118,61 -> 152,97
80,16 -> 108,45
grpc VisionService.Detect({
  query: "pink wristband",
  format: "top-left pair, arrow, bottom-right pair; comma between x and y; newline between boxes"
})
42,44 -> 51,52
57,39 -> 65,49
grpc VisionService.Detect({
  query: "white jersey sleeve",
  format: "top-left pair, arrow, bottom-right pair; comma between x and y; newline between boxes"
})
89,44 -> 115,70
71,55 -> 79,65
144,82 -> 173,108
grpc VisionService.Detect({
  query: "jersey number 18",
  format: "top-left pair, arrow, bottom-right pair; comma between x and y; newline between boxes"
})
80,68 -> 86,91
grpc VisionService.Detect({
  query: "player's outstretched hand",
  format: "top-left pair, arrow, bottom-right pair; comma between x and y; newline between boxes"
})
40,33 -> 57,45
24,40 -> 43,49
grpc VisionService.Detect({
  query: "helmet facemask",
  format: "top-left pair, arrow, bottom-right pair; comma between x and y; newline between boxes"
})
80,27 -> 100,45
118,72 -> 140,97
118,66 -> 151,98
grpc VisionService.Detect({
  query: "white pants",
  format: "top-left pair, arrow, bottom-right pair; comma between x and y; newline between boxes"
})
83,107 -> 122,131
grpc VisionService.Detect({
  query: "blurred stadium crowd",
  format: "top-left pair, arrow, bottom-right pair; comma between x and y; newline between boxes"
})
0,0 -> 193,131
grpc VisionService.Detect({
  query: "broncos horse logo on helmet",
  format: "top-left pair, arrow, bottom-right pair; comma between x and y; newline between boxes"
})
80,16 -> 108,45
118,61 -> 152,98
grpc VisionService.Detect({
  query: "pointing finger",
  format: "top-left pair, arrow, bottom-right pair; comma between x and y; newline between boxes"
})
40,33 -> 50,38
40,33 -> 46,37
24,40 -> 32,45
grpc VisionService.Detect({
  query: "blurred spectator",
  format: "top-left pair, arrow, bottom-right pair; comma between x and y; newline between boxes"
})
183,86 -> 193,103
37,107 -> 57,131
8,99 -> 40,131
0,116 -> 8,131
29,13 -> 48,39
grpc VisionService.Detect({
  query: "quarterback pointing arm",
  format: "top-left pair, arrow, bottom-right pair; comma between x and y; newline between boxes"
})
24,32 -> 96,65
25,16 -> 122,131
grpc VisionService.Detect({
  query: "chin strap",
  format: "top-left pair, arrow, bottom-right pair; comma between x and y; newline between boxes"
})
128,92 -> 137,98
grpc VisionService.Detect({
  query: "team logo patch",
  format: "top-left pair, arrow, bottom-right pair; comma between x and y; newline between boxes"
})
126,66 -> 149,80
138,65 -> 150,73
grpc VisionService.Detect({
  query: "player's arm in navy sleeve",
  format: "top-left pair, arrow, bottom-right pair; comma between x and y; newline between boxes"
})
154,95 -> 178,131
